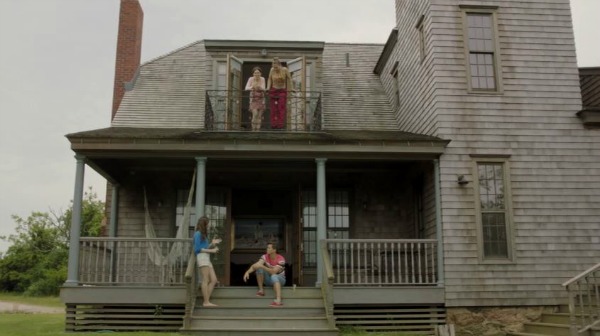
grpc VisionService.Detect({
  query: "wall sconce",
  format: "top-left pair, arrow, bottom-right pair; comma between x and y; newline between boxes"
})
260,49 -> 268,57
457,175 -> 469,186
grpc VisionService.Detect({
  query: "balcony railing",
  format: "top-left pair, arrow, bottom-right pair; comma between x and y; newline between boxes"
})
205,90 -> 322,131
324,239 -> 438,286
78,237 -> 192,286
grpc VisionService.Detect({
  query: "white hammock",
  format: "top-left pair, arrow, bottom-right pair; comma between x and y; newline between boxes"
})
144,169 -> 196,266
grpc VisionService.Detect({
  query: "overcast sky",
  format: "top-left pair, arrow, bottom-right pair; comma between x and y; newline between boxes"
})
0,0 -> 598,253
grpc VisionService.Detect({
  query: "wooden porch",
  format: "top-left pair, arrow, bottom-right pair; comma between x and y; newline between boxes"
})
60,237 -> 446,334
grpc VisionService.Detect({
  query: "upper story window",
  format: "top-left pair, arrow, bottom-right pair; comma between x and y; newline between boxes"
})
416,15 -> 425,63
461,6 -> 502,93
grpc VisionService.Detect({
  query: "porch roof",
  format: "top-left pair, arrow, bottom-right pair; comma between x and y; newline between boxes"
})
67,127 -> 448,187
67,127 -> 449,159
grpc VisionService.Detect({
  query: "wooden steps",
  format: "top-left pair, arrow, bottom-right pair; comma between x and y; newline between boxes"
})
182,286 -> 338,336
507,305 -> 592,336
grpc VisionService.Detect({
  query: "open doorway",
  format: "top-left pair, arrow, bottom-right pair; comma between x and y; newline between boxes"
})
228,188 -> 296,286
240,61 -> 285,130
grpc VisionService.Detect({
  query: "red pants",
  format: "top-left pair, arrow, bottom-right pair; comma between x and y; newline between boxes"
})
269,88 -> 287,129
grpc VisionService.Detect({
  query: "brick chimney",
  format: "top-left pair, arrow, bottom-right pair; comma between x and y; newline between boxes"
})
111,0 -> 143,120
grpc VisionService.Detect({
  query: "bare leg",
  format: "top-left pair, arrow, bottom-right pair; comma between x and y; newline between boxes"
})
256,272 -> 264,293
200,266 -> 218,307
273,281 -> 282,302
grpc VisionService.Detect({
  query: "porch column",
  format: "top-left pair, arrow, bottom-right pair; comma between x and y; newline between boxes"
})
315,158 -> 327,286
434,159 -> 445,286
195,157 -> 207,221
65,155 -> 86,287
108,184 -> 119,237
109,184 -> 119,283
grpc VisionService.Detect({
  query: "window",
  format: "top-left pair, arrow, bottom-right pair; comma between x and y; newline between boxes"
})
461,7 -> 502,92
473,158 -> 513,261
416,15 -> 425,62
390,61 -> 400,109
301,189 -> 350,268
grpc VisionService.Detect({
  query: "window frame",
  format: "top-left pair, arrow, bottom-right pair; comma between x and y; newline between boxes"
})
471,156 -> 515,263
460,5 -> 503,94
415,15 -> 426,63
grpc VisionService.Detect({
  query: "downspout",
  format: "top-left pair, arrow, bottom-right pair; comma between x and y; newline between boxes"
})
434,159 -> 445,286
65,155 -> 86,286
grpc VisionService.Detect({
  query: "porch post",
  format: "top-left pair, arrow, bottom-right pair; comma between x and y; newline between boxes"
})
108,184 -> 119,237
195,157 -> 207,220
315,158 -> 327,287
64,155 -> 86,286
109,184 -> 119,283
434,159 -> 445,286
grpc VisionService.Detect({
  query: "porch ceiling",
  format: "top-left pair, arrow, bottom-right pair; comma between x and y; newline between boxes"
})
66,127 -> 448,183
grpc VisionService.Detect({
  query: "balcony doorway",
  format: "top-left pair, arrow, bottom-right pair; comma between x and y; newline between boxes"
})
241,61 -> 277,131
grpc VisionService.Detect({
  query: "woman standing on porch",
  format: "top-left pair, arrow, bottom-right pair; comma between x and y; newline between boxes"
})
194,216 -> 222,307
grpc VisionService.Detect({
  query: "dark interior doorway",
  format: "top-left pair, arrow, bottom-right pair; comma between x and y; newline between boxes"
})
241,61 -> 286,130
229,188 -> 295,286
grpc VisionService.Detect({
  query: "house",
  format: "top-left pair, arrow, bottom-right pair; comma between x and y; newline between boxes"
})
60,0 -> 600,335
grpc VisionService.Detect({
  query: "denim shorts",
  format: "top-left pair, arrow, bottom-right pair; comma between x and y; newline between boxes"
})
256,268 -> 286,286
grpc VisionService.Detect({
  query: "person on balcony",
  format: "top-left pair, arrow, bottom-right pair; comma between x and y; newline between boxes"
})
266,57 -> 292,129
243,242 -> 286,307
194,216 -> 222,307
245,66 -> 266,131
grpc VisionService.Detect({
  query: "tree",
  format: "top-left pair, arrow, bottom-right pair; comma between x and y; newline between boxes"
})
0,188 -> 104,296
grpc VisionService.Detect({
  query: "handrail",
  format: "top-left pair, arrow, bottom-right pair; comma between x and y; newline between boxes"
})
562,262 -> 600,336
320,240 -> 336,329
204,90 -> 322,132
562,262 -> 600,287
183,251 -> 197,330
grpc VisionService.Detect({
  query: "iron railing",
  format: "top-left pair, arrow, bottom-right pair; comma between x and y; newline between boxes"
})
205,90 -> 322,131
78,237 -> 192,286
563,262 -> 600,336
324,239 -> 438,286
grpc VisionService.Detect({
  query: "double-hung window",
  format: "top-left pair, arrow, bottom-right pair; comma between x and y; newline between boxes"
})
472,157 -> 514,262
461,6 -> 502,92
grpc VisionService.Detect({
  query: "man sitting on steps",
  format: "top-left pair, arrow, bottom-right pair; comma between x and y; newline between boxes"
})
243,242 -> 286,307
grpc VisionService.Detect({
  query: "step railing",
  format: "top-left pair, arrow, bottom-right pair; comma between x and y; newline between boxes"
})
183,251 -> 197,329
321,240 -> 336,328
563,262 -> 600,336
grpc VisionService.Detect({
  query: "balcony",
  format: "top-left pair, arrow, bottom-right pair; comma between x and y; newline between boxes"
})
205,90 -> 322,132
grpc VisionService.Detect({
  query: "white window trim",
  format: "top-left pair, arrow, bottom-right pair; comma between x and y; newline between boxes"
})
415,15 -> 426,63
471,156 -> 515,263
460,5 -> 504,94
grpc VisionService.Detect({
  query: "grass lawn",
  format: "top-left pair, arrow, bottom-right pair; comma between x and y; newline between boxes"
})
0,293 -> 63,308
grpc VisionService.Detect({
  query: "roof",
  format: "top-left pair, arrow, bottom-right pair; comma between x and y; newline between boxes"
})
66,127 -> 449,160
67,127 -> 445,143
111,40 -> 399,131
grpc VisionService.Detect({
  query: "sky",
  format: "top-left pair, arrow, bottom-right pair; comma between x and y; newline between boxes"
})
0,0 -> 598,253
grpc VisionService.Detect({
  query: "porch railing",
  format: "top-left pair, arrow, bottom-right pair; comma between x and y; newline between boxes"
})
562,262 -> 600,336
324,239 -> 438,286
78,237 -> 192,286
205,90 -> 322,131
183,251 -> 197,329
